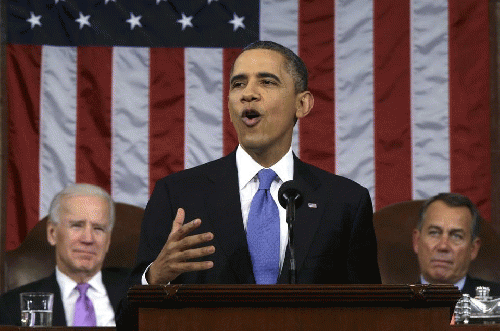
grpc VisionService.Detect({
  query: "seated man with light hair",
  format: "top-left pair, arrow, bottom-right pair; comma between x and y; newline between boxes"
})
413,192 -> 500,296
0,183 -> 130,326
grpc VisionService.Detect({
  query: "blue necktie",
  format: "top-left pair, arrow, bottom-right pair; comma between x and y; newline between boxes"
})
247,168 -> 280,284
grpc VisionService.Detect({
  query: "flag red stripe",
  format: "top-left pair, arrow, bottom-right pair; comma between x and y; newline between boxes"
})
373,0 -> 412,209
6,45 -> 42,250
448,0 -> 491,220
76,47 -> 113,192
223,48 -> 241,156
149,48 -> 186,193
298,0 -> 336,173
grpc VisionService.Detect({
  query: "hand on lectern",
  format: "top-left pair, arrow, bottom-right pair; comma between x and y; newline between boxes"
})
146,208 -> 215,284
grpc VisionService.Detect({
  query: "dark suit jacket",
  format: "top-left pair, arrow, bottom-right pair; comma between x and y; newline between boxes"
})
130,150 -> 381,285
462,275 -> 500,297
0,267 -> 130,326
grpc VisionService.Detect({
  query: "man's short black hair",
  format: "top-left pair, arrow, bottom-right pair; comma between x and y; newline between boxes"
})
237,40 -> 309,94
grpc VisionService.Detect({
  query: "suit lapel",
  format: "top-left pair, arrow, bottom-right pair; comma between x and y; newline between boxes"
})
462,275 -> 476,296
40,274 -> 67,326
278,156 -> 323,283
204,151 -> 255,283
102,269 -> 125,312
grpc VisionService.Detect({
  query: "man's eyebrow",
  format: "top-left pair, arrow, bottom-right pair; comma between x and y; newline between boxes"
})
229,72 -> 282,86
68,220 -> 85,224
448,228 -> 466,234
257,72 -> 281,83
426,225 -> 466,234
230,74 -> 247,85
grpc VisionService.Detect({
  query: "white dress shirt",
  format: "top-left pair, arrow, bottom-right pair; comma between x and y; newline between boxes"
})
141,145 -> 294,284
56,267 -> 115,326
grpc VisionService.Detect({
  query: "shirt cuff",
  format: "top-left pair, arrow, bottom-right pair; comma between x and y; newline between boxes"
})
141,262 -> 170,285
141,262 -> 153,285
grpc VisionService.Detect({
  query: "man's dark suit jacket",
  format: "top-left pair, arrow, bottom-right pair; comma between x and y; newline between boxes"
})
462,275 -> 500,297
0,267 -> 130,326
130,150 -> 381,285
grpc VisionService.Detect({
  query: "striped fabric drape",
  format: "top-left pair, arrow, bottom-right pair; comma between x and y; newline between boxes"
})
5,0 -> 490,250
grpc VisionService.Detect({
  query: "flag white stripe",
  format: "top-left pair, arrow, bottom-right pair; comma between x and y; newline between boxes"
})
111,47 -> 150,207
39,46 -> 78,217
184,48 -> 224,169
411,0 -> 450,200
334,0 -> 375,200
260,0 -> 300,156
260,0 -> 298,53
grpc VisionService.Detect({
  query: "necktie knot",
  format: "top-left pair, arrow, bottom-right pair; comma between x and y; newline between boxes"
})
257,168 -> 276,191
76,283 -> 90,296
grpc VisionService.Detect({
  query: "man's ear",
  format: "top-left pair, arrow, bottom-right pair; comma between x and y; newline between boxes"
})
470,237 -> 481,261
47,221 -> 57,247
412,229 -> 420,254
295,91 -> 314,119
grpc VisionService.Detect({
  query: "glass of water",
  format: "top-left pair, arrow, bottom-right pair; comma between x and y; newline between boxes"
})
20,292 -> 54,327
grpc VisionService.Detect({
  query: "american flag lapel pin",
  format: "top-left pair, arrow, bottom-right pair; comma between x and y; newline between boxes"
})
308,202 -> 317,209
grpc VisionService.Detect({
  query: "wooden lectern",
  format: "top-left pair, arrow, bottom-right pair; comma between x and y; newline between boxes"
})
127,284 -> 461,331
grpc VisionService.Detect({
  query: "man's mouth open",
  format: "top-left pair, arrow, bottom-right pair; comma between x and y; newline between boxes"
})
242,110 -> 262,127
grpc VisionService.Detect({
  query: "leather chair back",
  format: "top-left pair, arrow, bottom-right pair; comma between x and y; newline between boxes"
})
373,200 -> 500,284
3,202 -> 144,293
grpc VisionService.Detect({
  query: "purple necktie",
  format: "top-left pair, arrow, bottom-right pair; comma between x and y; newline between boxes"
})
73,283 -> 96,327
247,169 -> 280,284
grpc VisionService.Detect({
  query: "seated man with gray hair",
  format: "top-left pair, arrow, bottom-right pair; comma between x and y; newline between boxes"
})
413,192 -> 500,296
0,183 -> 130,326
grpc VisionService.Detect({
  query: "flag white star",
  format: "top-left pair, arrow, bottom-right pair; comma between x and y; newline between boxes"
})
105,0 -> 116,4
27,12 -> 42,29
54,0 -> 65,3
229,13 -> 245,32
177,13 -> 193,31
207,0 -> 219,4
126,13 -> 143,30
75,12 -> 91,30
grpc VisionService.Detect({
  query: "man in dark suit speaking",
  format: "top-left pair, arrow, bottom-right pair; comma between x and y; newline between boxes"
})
130,41 -> 381,287
0,184 -> 129,326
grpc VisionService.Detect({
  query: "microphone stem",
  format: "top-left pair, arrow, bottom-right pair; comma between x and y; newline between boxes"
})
288,221 -> 296,284
287,198 -> 297,284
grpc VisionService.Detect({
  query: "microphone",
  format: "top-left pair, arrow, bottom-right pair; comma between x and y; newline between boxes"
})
277,180 -> 304,284
278,181 -> 304,212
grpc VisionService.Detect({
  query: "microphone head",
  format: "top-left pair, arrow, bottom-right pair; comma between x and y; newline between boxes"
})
278,180 -> 304,209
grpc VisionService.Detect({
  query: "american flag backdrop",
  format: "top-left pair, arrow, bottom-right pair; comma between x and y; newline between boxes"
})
5,0 -> 490,250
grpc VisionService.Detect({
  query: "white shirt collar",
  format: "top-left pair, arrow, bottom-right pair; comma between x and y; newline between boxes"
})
420,274 -> 467,290
235,145 -> 294,189
56,266 -> 107,299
